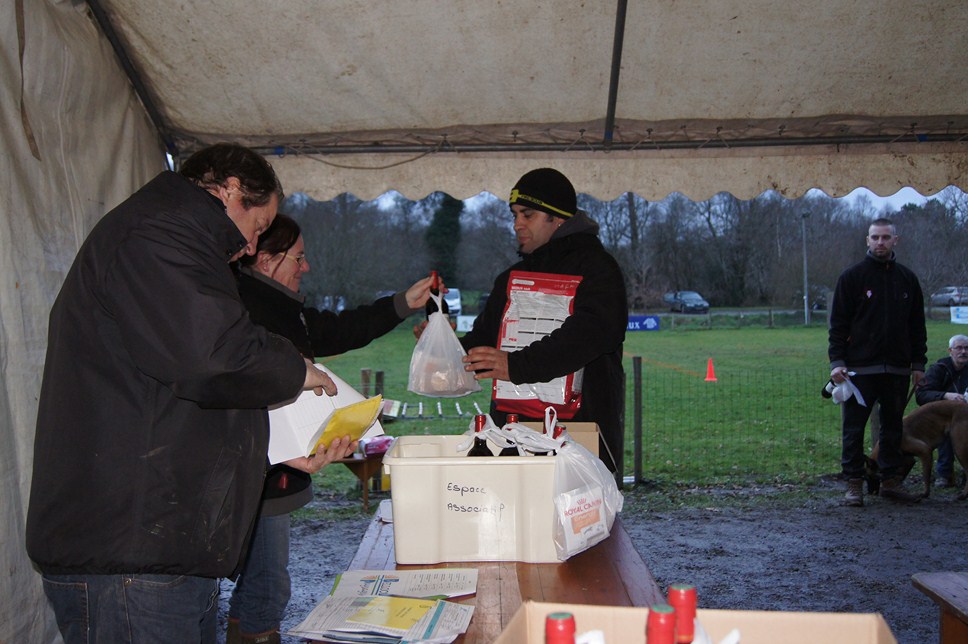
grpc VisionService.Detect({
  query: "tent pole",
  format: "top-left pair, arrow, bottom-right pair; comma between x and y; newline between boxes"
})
603,0 -> 629,148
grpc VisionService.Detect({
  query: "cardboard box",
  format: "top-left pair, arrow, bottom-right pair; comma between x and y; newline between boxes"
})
382,435 -> 561,563
521,421 -> 600,457
494,601 -> 897,644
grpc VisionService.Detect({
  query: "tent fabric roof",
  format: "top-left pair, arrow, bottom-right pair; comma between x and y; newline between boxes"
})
92,0 -> 968,200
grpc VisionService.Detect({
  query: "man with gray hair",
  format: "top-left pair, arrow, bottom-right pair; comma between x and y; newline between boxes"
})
915,334 -> 968,486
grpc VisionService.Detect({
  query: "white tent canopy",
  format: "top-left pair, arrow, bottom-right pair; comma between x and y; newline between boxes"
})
2,0 -> 966,640
95,0 -> 967,201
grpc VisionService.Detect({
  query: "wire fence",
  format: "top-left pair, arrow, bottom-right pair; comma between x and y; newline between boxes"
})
363,364 -> 864,487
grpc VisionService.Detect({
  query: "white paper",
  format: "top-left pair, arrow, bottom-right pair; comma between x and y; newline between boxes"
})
330,569 -> 479,600
267,364 -> 384,464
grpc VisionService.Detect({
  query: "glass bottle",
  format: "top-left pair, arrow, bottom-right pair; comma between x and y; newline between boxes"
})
425,270 -> 449,319
545,611 -> 576,644
498,413 -> 520,456
467,414 -> 492,457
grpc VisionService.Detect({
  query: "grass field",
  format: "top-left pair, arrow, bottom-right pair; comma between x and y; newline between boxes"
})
309,314 -> 965,498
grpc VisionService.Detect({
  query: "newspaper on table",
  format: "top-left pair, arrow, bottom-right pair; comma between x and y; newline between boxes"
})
288,568 -> 478,643
330,569 -> 478,599
287,595 -> 473,643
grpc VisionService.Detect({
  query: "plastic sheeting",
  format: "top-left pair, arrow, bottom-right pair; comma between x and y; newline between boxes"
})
1,0 -> 162,640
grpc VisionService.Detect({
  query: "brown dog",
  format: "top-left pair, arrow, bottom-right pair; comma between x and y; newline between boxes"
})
869,400 -> 968,499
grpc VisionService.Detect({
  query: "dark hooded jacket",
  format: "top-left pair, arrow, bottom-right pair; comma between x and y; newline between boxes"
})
26,172 -> 306,578
460,211 -> 627,471
915,356 -> 968,406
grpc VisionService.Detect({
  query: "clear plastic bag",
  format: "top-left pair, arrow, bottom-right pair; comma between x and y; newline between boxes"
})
551,407 -> 623,559
407,293 -> 482,398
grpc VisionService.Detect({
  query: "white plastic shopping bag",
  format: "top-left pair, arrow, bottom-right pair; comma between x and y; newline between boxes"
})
550,406 -> 623,560
408,292 -> 482,397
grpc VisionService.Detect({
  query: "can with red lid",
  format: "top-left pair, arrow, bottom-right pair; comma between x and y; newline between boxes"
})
646,603 -> 677,644
545,611 -> 576,643
667,583 -> 697,643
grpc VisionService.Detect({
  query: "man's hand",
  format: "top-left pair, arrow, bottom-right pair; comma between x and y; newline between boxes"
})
463,346 -> 510,381
942,392 -> 968,403
303,359 -> 337,396
284,436 -> 357,473
830,366 -> 849,384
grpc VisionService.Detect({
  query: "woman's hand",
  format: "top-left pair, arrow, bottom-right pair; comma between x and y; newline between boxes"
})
283,435 -> 358,474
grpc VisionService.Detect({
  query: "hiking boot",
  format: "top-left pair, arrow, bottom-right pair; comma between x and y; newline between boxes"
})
844,478 -> 864,507
880,477 -> 922,503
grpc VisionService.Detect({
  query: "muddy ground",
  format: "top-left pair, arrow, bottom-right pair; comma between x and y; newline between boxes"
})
218,477 -> 965,643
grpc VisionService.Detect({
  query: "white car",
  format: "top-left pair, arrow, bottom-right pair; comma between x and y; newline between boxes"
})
443,288 -> 462,316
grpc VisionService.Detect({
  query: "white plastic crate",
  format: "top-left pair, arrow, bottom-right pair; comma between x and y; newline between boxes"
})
382,434 -> 561,563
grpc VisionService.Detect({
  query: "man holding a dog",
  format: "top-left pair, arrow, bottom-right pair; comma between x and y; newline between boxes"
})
829,217 -> 927,506
915,334 -> 968,486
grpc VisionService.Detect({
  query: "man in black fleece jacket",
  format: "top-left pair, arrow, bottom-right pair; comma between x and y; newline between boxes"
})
459,168 -> 628,475
828,217 -> 926,506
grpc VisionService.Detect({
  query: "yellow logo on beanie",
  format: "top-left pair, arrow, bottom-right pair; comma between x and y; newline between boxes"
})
508,189 -> 574,218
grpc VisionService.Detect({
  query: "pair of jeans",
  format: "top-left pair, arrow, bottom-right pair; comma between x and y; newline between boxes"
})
936,434 -> 954,478
228,512 -> 292,634
42,573 -> 218,643
841,372 -> 910,479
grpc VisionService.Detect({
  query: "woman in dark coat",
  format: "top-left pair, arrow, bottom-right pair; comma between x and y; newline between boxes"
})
229,214 -> 432,643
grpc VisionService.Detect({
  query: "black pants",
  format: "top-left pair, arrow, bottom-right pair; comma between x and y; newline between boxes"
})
841,373 -> 909,479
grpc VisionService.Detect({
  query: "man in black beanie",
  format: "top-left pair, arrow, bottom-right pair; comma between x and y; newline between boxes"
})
460,168 -> 628,476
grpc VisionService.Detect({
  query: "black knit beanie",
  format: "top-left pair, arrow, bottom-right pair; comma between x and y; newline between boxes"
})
509,168 -> 576,219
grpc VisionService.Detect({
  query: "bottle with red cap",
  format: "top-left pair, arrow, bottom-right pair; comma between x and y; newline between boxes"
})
425,270 -> 449,319
667,583 -> 697,643
545,611 -> 576,644
498,413 -> 520,457
467,414 -> 492,457
646,603 -> 677,644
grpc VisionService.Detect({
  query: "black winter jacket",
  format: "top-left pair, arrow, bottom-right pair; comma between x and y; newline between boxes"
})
915,356 -> 968,406
237,269 -> 410,514
828,251 -> 927,375
26,172 -> 306,578
460,212 -> 627,471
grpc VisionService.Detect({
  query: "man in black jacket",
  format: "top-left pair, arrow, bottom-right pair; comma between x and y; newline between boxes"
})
828,217 -> 926,506
914,334 -> 968,486
460,168 -> 627,475
26,144 -> 346,643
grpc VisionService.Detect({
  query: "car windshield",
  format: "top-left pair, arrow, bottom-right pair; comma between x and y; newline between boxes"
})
681,292 -> 703,301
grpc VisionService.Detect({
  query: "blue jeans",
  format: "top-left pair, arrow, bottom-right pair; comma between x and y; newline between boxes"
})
42,573 -> 218,643
936,434 -> 954,478
228,512 -> 291,634
841,373 -> 909,479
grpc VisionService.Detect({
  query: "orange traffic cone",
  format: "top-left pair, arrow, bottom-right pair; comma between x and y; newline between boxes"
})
704,358 -> 717,382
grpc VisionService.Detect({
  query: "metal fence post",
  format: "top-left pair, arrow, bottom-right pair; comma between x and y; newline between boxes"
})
633,355 -> 642,485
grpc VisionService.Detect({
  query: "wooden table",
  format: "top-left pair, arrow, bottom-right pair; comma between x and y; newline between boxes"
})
913,571 -> 968,644
342,503 -> 663,643
334,454 -> 384,511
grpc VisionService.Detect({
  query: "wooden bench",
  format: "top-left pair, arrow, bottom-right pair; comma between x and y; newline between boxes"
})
912,571 -> 968,644
340,501 -> 664,643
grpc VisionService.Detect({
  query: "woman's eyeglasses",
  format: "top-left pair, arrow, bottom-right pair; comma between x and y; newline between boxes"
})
282,253 -> 307,268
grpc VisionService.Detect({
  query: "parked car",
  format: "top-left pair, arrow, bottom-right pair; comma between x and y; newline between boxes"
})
443,288 -> 462,316
929,286 -> 968,307
668,290 -> 710,314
